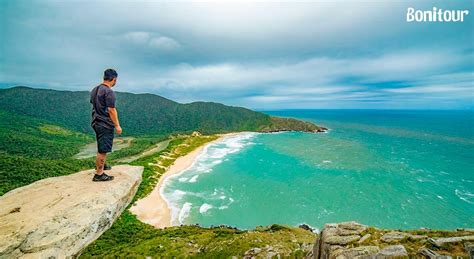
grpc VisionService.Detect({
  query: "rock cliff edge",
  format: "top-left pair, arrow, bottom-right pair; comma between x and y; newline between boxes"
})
0,165 -> 143,258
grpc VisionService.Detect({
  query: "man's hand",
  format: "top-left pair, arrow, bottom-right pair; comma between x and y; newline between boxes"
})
115,125 -> 122,135
108,107 -> 121,135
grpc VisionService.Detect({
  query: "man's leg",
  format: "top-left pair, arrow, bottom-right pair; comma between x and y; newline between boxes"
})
95,152 -> 107,175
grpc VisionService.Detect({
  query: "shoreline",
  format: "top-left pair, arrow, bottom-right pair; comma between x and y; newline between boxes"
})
129,131 -> 248,229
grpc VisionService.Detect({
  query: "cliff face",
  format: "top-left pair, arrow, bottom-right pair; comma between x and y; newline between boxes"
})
0,165 -> 143,258
308,221 -> 474,258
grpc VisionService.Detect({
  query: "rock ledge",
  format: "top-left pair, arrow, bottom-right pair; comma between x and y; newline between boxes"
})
0,165 -> 143,258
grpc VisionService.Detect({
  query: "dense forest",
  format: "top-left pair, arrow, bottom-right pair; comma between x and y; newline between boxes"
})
0,86 -> 325,135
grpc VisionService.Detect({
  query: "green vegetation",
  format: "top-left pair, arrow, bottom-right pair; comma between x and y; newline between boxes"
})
0,86 -> 324,136
259,116 -> 327,133
0,110 -> 165,195
0,86 -> 322,256
0,110 -> 94,194
80,134 -> 316,257
80,216 -> 314,258
39,124 -> 75,136
0,110 -> 92,159
0,154 -> 92,196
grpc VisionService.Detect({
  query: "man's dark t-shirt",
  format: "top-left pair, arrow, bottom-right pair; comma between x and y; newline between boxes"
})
90,84 -> 116,129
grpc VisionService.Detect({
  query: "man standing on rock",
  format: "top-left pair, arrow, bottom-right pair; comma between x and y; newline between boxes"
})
90,68 -> 122,182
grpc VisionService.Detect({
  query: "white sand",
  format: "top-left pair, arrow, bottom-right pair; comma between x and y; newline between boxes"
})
129,132 -> 245,228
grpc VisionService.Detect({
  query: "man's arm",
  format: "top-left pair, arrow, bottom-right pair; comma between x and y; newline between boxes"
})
108,107 -> 122,135
104,89 -> 121,134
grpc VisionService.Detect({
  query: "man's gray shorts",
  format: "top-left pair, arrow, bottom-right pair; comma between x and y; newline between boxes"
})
93,124 -> 114,153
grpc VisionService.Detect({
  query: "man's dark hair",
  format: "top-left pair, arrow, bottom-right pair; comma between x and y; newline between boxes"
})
103,68 -> 118,81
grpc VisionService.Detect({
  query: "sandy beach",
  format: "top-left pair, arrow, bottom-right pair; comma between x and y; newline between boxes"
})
129,132 -> 245,229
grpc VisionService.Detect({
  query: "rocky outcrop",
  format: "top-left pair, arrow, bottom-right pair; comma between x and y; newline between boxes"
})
259,116 -> 328,133
376,245 -> 408,257
309,221 -> 474,258
0,165 -> 143,258
428,235 -> 474,248
314,221 -> 369,259
380,231 -> 427,243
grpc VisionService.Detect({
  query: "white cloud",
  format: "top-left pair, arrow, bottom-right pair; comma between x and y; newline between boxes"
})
271,86 -> 365,95
124,31 -> 151,44
1,0 -> 472,109
148,36 -> 180,50
382,82 -> 473,94
133,48 -> 469,92
121,31 -> 180,51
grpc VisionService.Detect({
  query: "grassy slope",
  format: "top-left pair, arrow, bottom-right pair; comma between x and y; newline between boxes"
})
80,135 -> 316,257
0,110 -> 94,195
0,109 -> 167,195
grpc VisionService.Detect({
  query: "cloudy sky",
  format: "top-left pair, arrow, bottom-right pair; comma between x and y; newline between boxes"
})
1,0 -> 473,110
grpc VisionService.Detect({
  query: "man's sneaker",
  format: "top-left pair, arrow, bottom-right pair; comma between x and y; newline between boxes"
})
92,173 -> 114,182
95,164 -> 112,170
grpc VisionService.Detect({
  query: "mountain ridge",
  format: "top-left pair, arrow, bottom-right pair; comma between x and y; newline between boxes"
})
0,86 -> 327,135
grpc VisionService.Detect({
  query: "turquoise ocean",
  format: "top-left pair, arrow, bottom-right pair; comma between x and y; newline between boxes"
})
162,110 -> 474,230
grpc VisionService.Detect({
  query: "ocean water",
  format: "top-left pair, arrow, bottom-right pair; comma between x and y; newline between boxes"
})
162,110 -> 474,230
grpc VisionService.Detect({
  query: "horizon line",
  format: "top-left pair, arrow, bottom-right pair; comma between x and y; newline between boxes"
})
2,85 -> 473,111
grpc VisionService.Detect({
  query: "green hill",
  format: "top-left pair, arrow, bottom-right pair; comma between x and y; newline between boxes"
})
0,86 -> 326,135
0,85 -> 325,195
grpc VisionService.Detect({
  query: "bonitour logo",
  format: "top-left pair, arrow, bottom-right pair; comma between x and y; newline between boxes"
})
407,7 -> 469,22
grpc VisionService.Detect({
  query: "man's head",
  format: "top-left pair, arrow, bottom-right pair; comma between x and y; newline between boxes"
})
103,68 -> 118,87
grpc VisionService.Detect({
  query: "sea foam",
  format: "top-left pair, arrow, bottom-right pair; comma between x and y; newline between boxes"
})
178,202 -> 193,224
189,175 -> 199,183
455,189 -> 474,204
164,132 -> 257,225
199,203 -> 213,214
